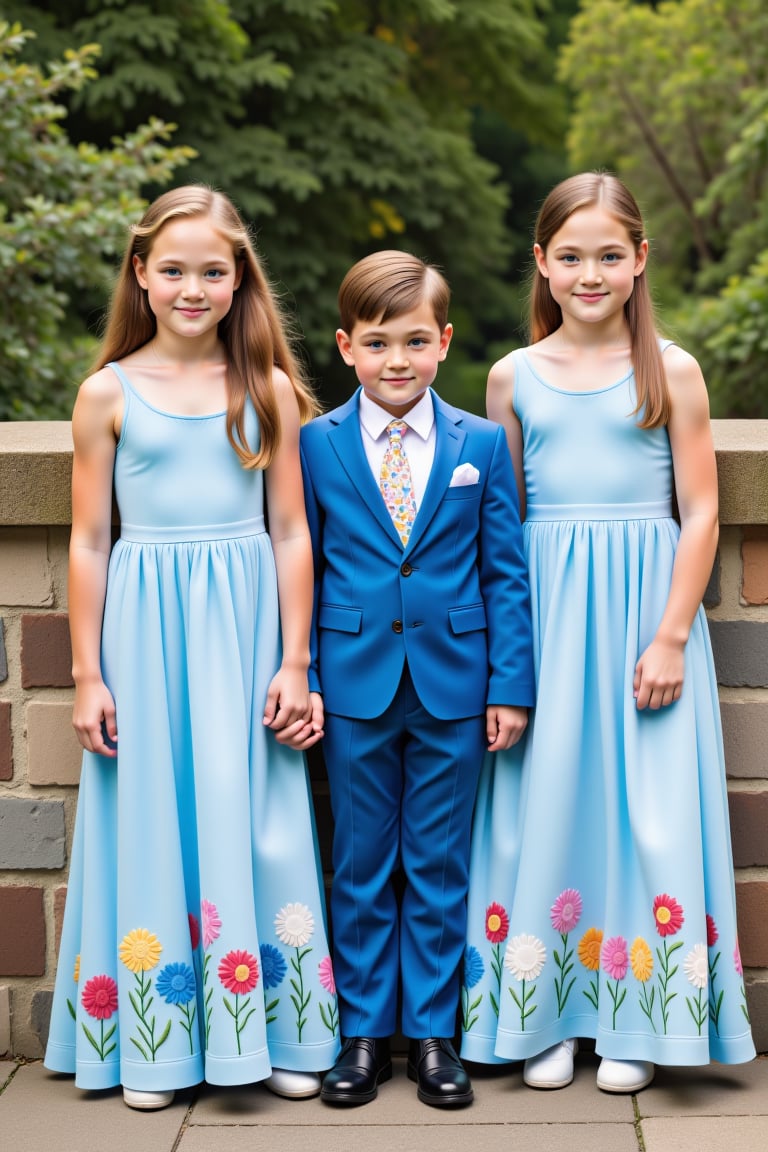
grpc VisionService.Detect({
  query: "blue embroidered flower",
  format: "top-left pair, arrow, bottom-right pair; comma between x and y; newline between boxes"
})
463,945 -> 484,990
260,943 -> 287,989
156,962 -> 196,1005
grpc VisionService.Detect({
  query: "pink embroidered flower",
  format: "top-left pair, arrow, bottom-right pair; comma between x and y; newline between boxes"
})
318,955 -> 336,995
601,936 -> 629,981
653,894 -> 684,937
706,914 -> 719,947
188,913 -> 200,951
550,888 -> 583,934
81,974 -> 119,1020
485,902 -> 510,944
218,949 -> 259,995
201,899 -> 222,949
734,940 -> 743,976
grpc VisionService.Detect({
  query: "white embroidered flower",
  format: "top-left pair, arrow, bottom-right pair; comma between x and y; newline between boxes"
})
274,902 -> 315,947
684,942 -> 708,990
504,934 -> 546,981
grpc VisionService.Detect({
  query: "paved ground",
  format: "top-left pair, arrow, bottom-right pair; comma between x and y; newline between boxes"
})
1,1052 -> 766,1152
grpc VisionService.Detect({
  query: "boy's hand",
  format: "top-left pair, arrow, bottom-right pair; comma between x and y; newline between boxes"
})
486,705 -> 528,751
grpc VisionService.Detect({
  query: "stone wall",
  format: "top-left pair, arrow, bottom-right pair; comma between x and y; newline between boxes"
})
0,420 -> 766,1058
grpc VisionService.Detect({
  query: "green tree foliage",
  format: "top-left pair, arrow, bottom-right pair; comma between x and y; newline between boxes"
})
8,0 -> 563,408
0,22 -> 193,418
559,0 -> 768,415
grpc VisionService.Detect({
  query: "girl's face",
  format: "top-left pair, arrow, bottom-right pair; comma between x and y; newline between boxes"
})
133,216 -> 243,344
533,205 -> 647,328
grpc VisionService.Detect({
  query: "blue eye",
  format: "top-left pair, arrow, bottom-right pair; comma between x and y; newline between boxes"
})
560,254 -> 578,264
410,338 -> 426,348
163,267 -> 182,277
367,340 -> 384,350
602,253 -> 620,263
205,269 -> 225,279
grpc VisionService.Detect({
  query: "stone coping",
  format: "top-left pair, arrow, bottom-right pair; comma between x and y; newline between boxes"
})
1,419 -> 767,526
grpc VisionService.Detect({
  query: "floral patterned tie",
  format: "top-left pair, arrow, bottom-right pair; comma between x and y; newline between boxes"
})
380,419 -> 417,546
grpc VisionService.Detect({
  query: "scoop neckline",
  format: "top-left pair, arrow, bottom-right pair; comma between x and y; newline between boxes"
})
519,348 -> 633,396
109,361 -> 227,420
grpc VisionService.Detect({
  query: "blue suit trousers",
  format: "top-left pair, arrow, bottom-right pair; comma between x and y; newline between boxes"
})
323,665 -> 486,1039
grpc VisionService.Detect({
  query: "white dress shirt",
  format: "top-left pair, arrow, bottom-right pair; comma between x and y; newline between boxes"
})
358,389 -> 436,512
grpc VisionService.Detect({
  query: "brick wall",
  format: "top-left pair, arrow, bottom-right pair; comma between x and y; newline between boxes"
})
1,419 -> 767,1058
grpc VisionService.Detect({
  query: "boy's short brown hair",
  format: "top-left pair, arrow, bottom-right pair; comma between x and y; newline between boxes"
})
338,250 -> 450,334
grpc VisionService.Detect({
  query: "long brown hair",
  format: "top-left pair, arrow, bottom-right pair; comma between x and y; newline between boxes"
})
531,172 -> 669,428
94,185 -> 319,467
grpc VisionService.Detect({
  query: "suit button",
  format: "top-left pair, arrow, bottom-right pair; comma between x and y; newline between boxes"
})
392,620 -> 403,634
400,562 -> 412,577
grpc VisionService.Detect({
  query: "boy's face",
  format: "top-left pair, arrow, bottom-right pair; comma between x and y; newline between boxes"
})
336,301 -> 452,416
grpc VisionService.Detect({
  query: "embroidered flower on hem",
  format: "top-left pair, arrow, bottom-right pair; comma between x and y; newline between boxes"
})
261,944 -> 288,990
653,894 -> 684,937
601,936 -> 629,981
156,962 -> 196,1005
73,954 -> 80,983
318,955 -> 336,995
504,935 -> 546,981
550,889 -> 583,934
81,974 -> 118,1020
463,945 -> 485,990
485,902 -> 510,944
734,940 -> 743,976
630,937 -> 653,982
119,928 -> 162,973
706,914 -> 719,947
684,943 -> 708,990
274,903 -> 314,948
218,949 -> 260,995
201,899 -> 222,949
577,927 -> 603,972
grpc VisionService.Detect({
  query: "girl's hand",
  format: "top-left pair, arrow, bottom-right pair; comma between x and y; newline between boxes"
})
633,637 -> 685,710
73,679 -> 118,756
272,692 -> 325,752
263,664 -> 313,730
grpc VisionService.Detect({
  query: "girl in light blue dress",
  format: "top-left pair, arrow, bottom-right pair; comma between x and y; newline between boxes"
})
461,172 -> 755,1093
45,186 -> 339,1109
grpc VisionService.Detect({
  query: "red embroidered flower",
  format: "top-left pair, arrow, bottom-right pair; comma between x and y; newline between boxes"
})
705,914 -> 719,947
653,894 -> 684,937
188,912 -> 200,951
81,974 -> 119,1020
218,949 -> 259,995
485,902 -> 510,944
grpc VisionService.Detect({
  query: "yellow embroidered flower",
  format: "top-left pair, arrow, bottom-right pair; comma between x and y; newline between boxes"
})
119,927 -> 162,973
630,937 -> 653,982
73,954 -> 80,983
577,927 -> 603,972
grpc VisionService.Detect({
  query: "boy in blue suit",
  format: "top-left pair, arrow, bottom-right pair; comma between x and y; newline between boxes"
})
300,251 -> 534,1108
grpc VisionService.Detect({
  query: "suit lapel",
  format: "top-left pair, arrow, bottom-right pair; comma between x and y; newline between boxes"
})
406,397 -> 466,553
327,390 -> 403,547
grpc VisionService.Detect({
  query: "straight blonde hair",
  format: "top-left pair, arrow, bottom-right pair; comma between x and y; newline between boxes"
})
95,185 -> 319,467
531,172 -> 669,429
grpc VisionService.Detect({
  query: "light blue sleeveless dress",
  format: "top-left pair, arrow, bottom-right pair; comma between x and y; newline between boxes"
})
461,348 -> 755,1067
45,364 -> 340,1091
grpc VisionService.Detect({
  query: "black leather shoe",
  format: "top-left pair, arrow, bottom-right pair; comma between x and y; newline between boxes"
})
407,1038 -> 474,1108
321,1037 -> 392,1106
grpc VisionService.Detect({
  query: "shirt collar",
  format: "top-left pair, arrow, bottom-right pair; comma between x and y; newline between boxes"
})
359,388 -> 435,442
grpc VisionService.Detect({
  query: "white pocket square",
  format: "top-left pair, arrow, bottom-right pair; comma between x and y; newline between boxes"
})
449,462 -> 480,487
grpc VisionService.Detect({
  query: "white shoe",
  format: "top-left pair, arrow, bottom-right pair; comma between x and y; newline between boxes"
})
596,1058 -> 655,1094
523,1038 -> 578,1089
263,1067 -> 322,1099
123,1087 -> 175,1110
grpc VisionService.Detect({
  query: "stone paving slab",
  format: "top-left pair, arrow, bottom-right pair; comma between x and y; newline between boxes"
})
1,1054 -> 765,1152
191,1053 -> 633,1127
642,1116 -> 768,1152
176,1122 -> 640,1152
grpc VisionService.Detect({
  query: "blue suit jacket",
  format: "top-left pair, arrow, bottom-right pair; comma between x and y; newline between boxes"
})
300,388 -> 535,721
